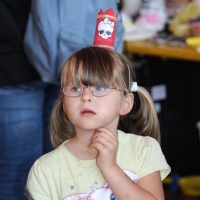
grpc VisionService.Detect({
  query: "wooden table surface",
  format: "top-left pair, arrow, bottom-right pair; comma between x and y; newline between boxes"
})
123,40 -> 200,62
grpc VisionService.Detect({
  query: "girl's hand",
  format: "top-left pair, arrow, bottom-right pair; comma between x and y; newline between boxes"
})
88,128 -> 118,170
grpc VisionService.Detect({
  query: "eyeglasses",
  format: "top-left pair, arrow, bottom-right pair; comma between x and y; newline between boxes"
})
61,85 -> 127,97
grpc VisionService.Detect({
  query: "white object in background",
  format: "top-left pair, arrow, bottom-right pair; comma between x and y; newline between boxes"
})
151,84 -> 167,101
154,102 -> 161,113
195,0 -> 200,6
137,0 -> 167,32
196,121 -> 200,143
122,0 -> 167,41
122,0 -> 141,16
196,46 -> 200,53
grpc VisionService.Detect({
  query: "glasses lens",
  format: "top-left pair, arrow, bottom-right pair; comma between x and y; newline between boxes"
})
63,86 -> 82,96
90,86 -> 109,96
63,86 -> 110,97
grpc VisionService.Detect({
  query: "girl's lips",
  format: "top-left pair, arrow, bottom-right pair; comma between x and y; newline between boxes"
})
81,108 -> 96,116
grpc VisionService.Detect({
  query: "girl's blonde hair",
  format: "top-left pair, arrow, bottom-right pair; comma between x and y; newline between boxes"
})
50,46 -> 160,148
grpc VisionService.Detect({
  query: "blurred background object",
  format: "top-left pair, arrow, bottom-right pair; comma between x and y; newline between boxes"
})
169,0 -> 200,38
121,0 -> 167,41
166,0 -> 192,20
121,1 -> 200,199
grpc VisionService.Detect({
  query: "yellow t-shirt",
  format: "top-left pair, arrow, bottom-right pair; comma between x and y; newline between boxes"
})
26,130 -> 170,200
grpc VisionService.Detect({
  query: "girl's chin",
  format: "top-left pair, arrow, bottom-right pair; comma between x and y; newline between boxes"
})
75,127 -> 98,131
73,123 -> 103,130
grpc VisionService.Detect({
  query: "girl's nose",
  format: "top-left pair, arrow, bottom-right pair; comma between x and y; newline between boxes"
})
80,87 -> 92,102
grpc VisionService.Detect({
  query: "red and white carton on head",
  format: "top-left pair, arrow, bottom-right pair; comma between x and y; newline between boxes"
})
93,8 -> 117,50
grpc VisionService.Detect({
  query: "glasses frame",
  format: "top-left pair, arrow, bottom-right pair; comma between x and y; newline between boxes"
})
61,85 -> 128,97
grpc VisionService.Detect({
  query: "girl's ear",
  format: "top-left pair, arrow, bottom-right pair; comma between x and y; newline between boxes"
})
119,93 -> 134,115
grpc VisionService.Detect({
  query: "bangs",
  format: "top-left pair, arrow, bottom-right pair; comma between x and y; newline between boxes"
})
62,47 -> 123,87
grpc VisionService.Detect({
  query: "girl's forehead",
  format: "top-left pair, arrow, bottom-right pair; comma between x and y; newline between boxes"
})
63,61 -> 121,87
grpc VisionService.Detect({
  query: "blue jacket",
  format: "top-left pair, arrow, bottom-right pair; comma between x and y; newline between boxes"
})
24,0 -> 124,84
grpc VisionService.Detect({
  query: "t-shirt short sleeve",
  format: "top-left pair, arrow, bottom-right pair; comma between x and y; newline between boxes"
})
135,136 -> 170,180
117,130 -> 170,181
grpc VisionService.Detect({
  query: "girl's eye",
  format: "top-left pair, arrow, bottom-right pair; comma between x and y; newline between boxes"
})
71,87 -> 81,92
95,86 -> 107,91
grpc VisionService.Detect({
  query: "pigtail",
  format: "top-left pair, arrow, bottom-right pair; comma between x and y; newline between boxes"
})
132,86 -> 161,143
117,54 -> 161,143
50,95 -> 75,148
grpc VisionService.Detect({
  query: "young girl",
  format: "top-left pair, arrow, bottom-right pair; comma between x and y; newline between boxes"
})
26,46 -> 170,200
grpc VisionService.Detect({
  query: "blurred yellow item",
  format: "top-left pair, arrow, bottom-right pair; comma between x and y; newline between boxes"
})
170,1 -> 200,38
162,176 -> 172,184
172,24 -> 191,38
162,175 -> 200,197
179,176 -> 200,197
186,36 -> 200,46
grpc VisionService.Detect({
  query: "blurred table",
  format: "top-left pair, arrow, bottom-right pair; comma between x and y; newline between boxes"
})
123,40 -> 200,62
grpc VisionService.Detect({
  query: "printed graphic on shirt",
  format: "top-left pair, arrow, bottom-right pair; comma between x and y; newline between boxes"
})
62,169 -> 137,200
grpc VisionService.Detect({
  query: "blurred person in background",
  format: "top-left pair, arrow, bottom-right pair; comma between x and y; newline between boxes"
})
24,0 -> 124,153
0,0 -> 43,200
0,0 -> 124,199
